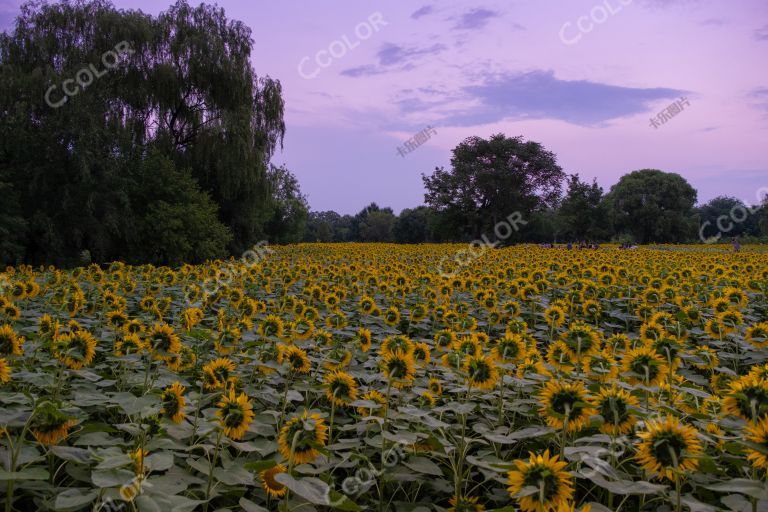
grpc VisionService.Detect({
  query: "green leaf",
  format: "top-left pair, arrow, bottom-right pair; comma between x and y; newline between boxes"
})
244,460 -> 277,472
239,498 -> 270,512
403,457 -> 443,476
50,446 -> 91,464
54,488 -> 98,510
704,479 -> 768,500
0,467 -> 49,481
274,473 -> 361,510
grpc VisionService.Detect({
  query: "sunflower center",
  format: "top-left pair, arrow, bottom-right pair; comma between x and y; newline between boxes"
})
630,355 -> 660,380
737,386 -> 768,419
600,397 -> 628,423
550,390 -> 582,416
387,359 -> 408,378
469,361 -> 491,382
522,466 -> 559,501
222,404 -> 245,428
650,432 -> 686,466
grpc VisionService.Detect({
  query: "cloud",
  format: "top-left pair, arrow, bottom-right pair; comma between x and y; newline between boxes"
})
400,70 -> 687,126
376,42 -> 446,66
755,25 -> 768,41
700,18 -> 727,27
340,65 -> 387,78
454,8 -> 499,30
749,87 -> 768,111
411,5 -> 433,20
341,43 -> 446,78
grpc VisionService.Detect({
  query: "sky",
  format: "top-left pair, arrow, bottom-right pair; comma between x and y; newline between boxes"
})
2,0 -> 767,214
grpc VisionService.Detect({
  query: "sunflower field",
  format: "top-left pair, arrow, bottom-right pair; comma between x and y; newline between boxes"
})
1,243 -> 768,512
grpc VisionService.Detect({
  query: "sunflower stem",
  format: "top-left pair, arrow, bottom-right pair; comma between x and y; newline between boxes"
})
203,429 -> 223,512
284,429 -> 303,511
378,380 -> 393,512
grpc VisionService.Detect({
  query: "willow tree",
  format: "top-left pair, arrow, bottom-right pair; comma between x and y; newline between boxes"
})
0,0 -> 285,264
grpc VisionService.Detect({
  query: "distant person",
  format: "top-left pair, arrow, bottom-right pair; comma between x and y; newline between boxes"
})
567,242 -> 572,250
733,237 -> 741,253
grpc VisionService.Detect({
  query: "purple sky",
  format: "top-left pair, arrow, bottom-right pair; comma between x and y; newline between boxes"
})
2,0 -> 767,214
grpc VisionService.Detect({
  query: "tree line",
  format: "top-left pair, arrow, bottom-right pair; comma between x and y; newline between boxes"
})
306,134 -> 768,246
2,2 -> 765,268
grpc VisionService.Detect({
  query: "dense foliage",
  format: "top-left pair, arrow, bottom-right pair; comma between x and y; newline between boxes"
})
0,0 -> 288,266
1,244 -> 768,511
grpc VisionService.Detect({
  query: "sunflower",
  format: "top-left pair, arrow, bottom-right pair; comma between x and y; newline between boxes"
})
357,390 -> 388,417
704,318 -> 726,339
214,326 -> 242,355
420,390 -> 436,407
382,350 -> 416,388
383,306 -> 401,326
324,347 -> 353,371
181,307 -> 204,331
291,318 -> 315,340
216,389 -> 255,440
202,357 -> 237,391
412,342 -> 431,366
717,310 -> 743,335
359,295 -> 376,314
723,375 -> 768,421
259,315 -> 285,338
582,351 -> 618,383
261,463 -> 288,498
313,329 -> 334,346
166,345 -> 197,373
278,345 -> 311,374
355,327 -> 372,352
447,495 -> 485,512
506,318 -> 528,335
38,314 -> 60,339
621,346 -> 668,387
105,310 -> 129,330
639,322 -> 664,342
507,450 -> 574,512
115,333 -> 146,356
124,318 -> 145,335
546,341 -> 575,372
428,377 -> 443,396
54,329 -> 97,370
31,402 -> 76,445
1,297 -> 22,320
492,333 -> 526,363
160,382 -> 186,424
453,335 -> 482,358
278,411 -> 329,465
690,345 -> 719,371
464,354 -> 499,390
591,386 -> 638,435
559,322 -> 600,361
746,322 -> 768,349
635,416 -> 703,480
544,304 -> 566,328
744,416 -> 768,470
146,323 -> 181,361
381,335 -> 414,356
324,370 -> 358,407
538,380 -> 595,433
0,324 -> 24,356
581,299 -> 601,320
516,357 -> 549,379
0,358 -> 10,384
410,303 -> 429,322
